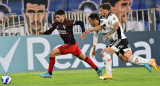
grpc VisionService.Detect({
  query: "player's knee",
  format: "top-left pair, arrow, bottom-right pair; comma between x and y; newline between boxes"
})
122,59 -> 128,63
49,53 -> 54,57
121,57 -> 128,62
49,50 -> 56,57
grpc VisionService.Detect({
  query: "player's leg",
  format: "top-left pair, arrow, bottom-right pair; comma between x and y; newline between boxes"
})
123,50 -> 158,71
48,48 -> 61,74
100,47 -> 112,79
117,53 -> 128,62
117,51 -> 152,72
39,48 -> 61,78
75,53 -> 102,77
99,47 -> 115,80
111,38 -> 154,72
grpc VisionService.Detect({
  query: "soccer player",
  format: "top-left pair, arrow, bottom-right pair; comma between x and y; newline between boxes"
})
80,3 -> 158,80
38,9 -> 102,78
87,13 -> 154,80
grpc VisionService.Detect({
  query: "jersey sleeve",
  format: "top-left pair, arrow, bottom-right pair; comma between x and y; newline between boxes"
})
44,21 -> 57,35
110,14 -> 119,24
74,21 -> 85,33
68,20 -> 85,33
93,31 -> 99,45
67,20 -> 74,26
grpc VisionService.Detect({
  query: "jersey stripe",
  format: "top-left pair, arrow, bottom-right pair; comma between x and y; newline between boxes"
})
117,27 -> 121,39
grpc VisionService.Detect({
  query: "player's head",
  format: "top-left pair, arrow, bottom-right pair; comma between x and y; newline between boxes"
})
88,13 -> 100,27
23,0 -> 48,34
55,9 -> 65,23
100,3 -> 111,18
102,0 -> 131,23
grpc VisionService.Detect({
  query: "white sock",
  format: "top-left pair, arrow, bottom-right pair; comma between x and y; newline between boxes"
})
128,55 -> 150,65
102,52 -> 112,75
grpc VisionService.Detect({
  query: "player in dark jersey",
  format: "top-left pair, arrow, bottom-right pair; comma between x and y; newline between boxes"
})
38,9 -> 102,78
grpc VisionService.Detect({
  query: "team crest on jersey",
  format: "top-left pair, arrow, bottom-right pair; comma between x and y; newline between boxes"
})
113,17 -> 116,20
63,25 -> 66,29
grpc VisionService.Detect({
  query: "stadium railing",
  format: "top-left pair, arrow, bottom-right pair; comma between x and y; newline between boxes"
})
0,8 -> 159,36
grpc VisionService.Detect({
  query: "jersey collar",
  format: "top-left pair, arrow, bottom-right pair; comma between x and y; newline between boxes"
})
106,12 -> 112,19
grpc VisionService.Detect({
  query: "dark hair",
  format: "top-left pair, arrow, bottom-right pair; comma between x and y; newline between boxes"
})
102,0 -> 120,7
100,3 -> 111,11
88,13 -> 99,20
55,9 -> 65,15
0,4 -> 11,14
23,0 -> 48,9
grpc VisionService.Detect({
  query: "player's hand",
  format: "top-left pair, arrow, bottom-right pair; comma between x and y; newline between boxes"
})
38,31 -> 44,35
103,36 -> 107,42
80,32 -> 85,40
92,50 -> 96,57
80,30 -> 90,40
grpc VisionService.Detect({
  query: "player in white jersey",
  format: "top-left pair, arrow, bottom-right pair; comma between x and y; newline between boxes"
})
80,3 -> 158,80
87,13 -> 155,80
89,13 -> 129,79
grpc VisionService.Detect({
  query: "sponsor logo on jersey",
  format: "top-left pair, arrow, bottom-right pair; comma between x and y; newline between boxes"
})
58,30 -> 66,34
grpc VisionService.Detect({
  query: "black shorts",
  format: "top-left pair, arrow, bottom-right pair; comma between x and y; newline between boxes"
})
106,38 -> 131,55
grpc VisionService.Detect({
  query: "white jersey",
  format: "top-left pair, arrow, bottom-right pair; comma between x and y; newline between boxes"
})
99,12 -> 126,41
93,13 -> 131,54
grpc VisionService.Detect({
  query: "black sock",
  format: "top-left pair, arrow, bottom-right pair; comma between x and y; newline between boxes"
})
95,67 -> 98,71
49,72 -> 52,75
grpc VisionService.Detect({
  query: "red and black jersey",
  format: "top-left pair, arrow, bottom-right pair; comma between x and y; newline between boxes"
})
44,18 -> 85,45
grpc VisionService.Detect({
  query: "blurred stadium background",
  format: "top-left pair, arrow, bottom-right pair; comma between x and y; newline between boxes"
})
0,0 -> 160,86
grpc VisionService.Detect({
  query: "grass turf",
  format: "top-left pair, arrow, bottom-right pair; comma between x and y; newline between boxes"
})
0,67 -> 159,86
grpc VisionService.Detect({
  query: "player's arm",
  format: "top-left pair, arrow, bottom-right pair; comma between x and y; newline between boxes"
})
80,25 -> 105,40
74,21 -> 85,33
103,22 -> 119,42
44,23 -> 57,35
38,22 -> 57,35
88,25 -> 105,32
92,31 -> 99,57
103,14 -> 120,41
104,22 -> 119,38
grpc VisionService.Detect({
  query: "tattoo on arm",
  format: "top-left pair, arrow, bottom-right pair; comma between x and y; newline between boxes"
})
104,27 -> 117,38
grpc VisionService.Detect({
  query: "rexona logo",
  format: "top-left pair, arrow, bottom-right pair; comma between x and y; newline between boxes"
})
0,37 -> 152,73
0,38 -> 20,72
27,37 -> 152,70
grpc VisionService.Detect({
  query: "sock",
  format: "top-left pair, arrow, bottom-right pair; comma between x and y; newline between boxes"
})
128,55 -> 150,65
103,52 -> 112,75
84,56 -> 97,70
48,57 -> 55,75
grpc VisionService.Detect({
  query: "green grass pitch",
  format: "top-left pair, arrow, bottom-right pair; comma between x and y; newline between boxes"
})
1,67 -> 159,86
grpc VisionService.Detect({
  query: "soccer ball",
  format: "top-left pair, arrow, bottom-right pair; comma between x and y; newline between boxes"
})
1,74 -> 12,84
